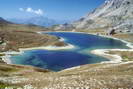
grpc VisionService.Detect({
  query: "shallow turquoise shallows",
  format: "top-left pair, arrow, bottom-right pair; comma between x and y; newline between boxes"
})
10,32 -> 129,71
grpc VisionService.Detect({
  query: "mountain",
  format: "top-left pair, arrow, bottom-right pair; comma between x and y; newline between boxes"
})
0,17 -> 52,32
0,17 -> 12,24
51,23 -> 75,31
72,0 -> 133,33
7,16 -> 69,27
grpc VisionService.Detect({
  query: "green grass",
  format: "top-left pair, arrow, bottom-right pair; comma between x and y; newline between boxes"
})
0,84 -> 21,89
0,54 -> 5,56
0,65 -> 19,73
0,82 -> 13,89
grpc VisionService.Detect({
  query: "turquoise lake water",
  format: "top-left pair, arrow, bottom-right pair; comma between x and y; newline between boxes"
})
10,32 -> 129,71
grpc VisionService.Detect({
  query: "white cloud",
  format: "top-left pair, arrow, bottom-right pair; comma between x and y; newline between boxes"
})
19,7 -> 44,15
19,8 -> 24,11
35,9 -> 43,15
26,7 -> 33,12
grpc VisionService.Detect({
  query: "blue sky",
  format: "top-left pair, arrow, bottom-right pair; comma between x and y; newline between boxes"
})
0,0 -> 105,21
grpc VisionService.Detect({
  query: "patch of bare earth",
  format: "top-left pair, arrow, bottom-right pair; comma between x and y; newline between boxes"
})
113,33 -> 133,43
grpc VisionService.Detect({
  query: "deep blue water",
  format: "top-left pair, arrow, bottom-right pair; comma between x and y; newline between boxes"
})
10,32 -> 129,71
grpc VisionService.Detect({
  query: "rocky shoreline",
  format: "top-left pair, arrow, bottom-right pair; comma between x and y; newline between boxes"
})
1,31 -> 133,68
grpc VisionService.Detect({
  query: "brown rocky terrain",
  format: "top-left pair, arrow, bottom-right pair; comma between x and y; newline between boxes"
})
113,33 -> 133,42
0,62 -> 133,89
0,18 -> 68,52
0,30 -> 59,52
0,17 -> 52,32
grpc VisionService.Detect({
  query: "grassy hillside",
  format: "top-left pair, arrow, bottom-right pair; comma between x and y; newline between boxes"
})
0,23 -> 52,32
0,21 -> 61,52
0,62 -> 133,89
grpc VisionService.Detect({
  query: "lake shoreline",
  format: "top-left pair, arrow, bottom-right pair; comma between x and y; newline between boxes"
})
78,31 -> 133,63
1,31 -> 133,70
0,43 -> 75,64
90,49 -> 133,63
41,31 -> 133,63
79,31 -> 133,63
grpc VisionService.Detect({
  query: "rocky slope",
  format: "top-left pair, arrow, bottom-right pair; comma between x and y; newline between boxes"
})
31,0 -> 133,34
72,0 -> 133,33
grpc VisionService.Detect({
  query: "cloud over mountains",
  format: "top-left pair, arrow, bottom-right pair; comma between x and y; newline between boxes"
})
19,7 -> 44,15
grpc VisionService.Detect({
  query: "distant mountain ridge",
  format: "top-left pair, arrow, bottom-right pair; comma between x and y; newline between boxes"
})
7,16 -> 69,27
0,17 -> 12,24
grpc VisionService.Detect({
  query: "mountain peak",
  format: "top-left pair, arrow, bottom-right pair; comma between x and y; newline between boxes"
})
72,0 -> 133,33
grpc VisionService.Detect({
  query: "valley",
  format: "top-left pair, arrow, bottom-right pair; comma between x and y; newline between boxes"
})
0,0 -> 133,88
